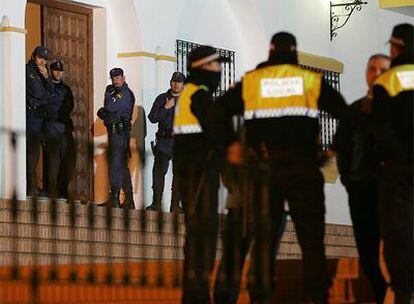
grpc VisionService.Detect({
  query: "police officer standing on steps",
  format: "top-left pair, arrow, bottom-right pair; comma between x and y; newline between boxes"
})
44,61 -> 75,198
371,23 -> 414,304
208,32 -> 347,304
333,54 -> 390,304
173,46 -> 228,304
26,46 -> 54,196
146,71 -> 185,213
97,68 -> 135,209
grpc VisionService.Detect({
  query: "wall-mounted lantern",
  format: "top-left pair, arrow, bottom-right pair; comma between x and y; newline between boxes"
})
330,0 -> 368,40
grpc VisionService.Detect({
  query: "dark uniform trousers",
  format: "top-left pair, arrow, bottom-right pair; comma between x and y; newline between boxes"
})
44,133 -> 68,196
108,132 -> 132,191
152,147 -> 180,208
175,155 -> 219,304
214,166 -> 287,304
59,129 -> 76,197
378,164 -> 413,299
26,125 -> 43,194
345,180 -> 387,303
248,154 -> 329,304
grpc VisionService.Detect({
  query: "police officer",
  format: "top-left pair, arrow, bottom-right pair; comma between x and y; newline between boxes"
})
208,32 -> 347,304
334,54 -> 390,304
44,60 -> 75,197
146,71 -> 185,213
173,46 -> 228,304
26,46 -> 54,196
97,68 -> 135,209
372,23 -> 413,304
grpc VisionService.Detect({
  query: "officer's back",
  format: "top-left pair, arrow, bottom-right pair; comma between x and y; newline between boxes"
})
372,24 -> 414,165
211,33 -> 347,159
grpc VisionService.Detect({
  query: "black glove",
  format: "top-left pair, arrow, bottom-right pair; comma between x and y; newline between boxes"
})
105,85 -> 120,97
121,116 -> 132,131
97,107 -> 108,120
27,103 -> 48,119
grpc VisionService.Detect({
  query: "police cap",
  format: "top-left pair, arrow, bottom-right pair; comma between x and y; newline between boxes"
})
109,67 -> 124,78
188,45 -> 230,69
33,46 -> 49,59
50,60 -> 64,71
170,71 -> 185,82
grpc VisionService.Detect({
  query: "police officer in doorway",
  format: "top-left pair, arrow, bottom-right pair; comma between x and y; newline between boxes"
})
97,68 -> 135,209
208,32 -> 347,304
146,71 -> 185,213
372,23 -> 414,304
26,46 -> 54,196
173,46 -> 228,304
44,60 -> 75,197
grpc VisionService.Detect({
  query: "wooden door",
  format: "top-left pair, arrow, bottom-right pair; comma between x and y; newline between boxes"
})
41,3 -> 93,201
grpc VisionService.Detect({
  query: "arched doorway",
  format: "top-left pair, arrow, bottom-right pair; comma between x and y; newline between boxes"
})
25,0 -> 94,201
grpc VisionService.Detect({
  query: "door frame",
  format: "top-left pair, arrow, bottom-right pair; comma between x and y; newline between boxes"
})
27,0 -> 95,201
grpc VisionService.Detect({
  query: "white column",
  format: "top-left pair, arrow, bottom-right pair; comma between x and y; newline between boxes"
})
0,13 -> 27,200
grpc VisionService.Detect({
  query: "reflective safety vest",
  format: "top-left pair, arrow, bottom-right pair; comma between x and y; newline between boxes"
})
173,83 -> 209,135
374,64 -> 414,97
242,64 -> 322,120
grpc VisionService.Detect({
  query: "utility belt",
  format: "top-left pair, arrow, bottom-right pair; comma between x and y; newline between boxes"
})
246,142 -> 318,163
27,104 -> 47,119
156,130 -> 173,139
108,118 -> 131,135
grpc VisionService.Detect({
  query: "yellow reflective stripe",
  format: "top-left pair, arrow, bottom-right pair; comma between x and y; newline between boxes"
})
173,83 -> 205,135
242,65 -> 322,120
374,64 -> 414,97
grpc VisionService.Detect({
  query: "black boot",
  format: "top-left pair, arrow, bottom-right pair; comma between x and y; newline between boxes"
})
146,192 -> 161,211
169,201 -> 183,213
170,189 -> 183,213
122,189 -> 135,209
110,188 -> 121,208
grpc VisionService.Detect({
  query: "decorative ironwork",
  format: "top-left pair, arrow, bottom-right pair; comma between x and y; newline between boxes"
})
330,0 -> 368,41
302,64 -> 341,151
176,39 -> 236,99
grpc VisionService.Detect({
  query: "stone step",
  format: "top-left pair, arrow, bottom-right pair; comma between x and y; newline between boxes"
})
0,199 -> 358,267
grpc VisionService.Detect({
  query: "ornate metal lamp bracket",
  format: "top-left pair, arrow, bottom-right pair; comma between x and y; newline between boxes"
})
330,0 -> 368,40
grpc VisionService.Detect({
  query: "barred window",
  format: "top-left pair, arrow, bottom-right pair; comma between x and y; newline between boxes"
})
302,65 -> 341,151
176,39 -> 236,99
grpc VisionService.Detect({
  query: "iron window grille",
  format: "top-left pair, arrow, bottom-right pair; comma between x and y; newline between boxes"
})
176,39 -> 236,99
302,65 -> 341,151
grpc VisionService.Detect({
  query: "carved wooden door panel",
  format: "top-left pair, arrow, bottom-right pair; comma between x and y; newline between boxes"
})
42,5 -> 93,201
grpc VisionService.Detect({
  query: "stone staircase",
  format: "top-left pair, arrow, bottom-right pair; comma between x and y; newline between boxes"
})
0,198 -> 373,303
0,198 -> 358,266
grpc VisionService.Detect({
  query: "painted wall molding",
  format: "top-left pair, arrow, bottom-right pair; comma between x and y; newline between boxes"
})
117,51 -> 175,62
379,0 -> 414,8
0,26 -> 27,34
298,51 -> 344,74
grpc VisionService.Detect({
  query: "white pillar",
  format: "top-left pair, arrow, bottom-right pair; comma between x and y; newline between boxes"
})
0,11 -> 27,200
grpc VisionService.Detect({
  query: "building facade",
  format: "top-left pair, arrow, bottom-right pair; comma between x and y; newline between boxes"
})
0,0 -> 413,223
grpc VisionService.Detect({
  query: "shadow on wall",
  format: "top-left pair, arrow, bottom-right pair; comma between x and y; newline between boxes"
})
92,105 -> 146,207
